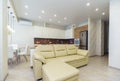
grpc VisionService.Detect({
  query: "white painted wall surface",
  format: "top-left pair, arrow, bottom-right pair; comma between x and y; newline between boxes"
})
101,21 -> 104,56
12,23 -> 65,47
88,18 -> 104,56
0,0 -> 3,79
96,20 -> 104,56
12,23 -> 34,47
0,0 -> 8,80
65,26 -> 74,38
109,0 -> 120,69
36,26 -> 65,38
96,20 -> 101,56
88,18 -> 97,56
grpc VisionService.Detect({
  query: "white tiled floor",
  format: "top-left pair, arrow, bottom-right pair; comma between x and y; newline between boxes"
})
78,56 -> 120,81
6,55 -> 120,81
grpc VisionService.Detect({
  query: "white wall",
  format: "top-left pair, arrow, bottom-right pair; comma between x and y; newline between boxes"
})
12,23 -> 34,47
88,18 -> 97,56
12,23 -> 65,47
96,20 -> 104,56
0,0 -> 2,78
65,25 -> 74,38
0,0 -> 8,80
109,0 -> 120,69
88,18 -> 104,56
34,26 -> 65,38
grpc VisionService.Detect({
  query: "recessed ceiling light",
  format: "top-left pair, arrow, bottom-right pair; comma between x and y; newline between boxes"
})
95,8 -> 99,11
25,12 -> 28,15
64,17 -> 67,20
102,12 -> 105,15
42,10 -> 45,14
86,2 -> 90,6
24,5 -> 28,9
54,14 -> 57,17
58,21 -> 61,23
49,19 -> 52,21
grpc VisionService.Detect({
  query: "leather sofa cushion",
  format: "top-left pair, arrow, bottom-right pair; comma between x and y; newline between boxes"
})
42,61 -> 79,81
53,45 -> 67,57
77,49 -> 88,56
36,45 -> 55,59
46,55 -> 85,63
66,45 -> 77,55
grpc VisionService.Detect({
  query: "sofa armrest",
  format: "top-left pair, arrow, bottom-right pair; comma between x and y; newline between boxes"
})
33,53 -> 46,64
77,49 -> 88,56
33,53 -> 46,80
33,59 -> 42,80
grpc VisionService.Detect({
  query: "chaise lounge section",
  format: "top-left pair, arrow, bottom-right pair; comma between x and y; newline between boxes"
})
33,44 -> 88,80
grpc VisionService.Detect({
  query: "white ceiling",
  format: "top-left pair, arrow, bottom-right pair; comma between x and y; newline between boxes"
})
11,0 -> 109,27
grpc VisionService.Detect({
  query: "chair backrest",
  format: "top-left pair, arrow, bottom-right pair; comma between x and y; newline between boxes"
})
8,46 -> 14,59
12,44 -> 18,50
25,45 -> 30,55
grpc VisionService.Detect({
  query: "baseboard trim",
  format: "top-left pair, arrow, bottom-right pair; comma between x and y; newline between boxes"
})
89,55 -> 105,57
109,66 -> 120,70
89,55 -> 97,57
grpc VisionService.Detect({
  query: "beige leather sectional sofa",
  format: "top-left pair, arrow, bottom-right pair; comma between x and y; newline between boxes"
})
33,44 -> 88,80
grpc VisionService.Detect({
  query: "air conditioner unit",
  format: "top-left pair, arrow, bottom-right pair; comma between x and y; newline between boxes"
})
19,20 -> 32,26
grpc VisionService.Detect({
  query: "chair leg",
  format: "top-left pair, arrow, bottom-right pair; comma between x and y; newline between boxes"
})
17,55 -> 20,63
8,58 -> 13,65
23,55 -> 27,62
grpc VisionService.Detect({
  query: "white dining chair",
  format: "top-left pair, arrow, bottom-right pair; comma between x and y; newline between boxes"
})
8,44 -> 19,64
18,45 -> 29,62
8,46 -> 14,64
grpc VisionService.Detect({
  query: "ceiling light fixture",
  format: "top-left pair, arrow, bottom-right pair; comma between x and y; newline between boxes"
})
24,5 -> 28,9
25,12 -> 28,15
42,10 -> 45,14
64,17 -> 67,20
86,2 -> 90,6
102,12 -> 105,15
95,8 -> 99,11
54,14 -> 57,17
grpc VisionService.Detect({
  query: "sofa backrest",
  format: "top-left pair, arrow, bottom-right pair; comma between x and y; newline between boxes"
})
66,44 -> 77,55
53,45 -> 67,57
35,45 -> 55,59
